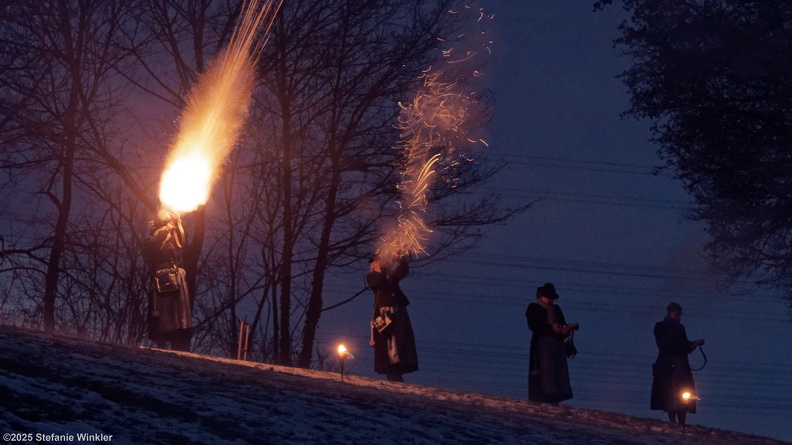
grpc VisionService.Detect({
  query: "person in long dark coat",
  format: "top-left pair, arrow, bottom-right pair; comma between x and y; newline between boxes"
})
142,213 -> 192,351
650,302 -> 704,425
367,254 -> 418,382
526,283 -> 579,404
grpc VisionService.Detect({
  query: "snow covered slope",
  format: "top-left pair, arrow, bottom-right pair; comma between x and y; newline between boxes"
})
0,325 -> 787,445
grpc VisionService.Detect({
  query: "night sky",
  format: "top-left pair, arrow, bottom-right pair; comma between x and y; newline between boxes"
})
320,1 -> 792,442
1,0 -> 789,442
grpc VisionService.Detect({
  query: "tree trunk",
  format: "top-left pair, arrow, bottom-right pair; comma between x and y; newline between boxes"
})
298,143 -> 341,368
276,16 -> 294,365
183,207 -> 205,306
44,1 -> 83,333
42,150 -> 74,334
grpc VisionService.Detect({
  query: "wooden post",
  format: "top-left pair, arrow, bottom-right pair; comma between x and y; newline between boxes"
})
243,323 -> 251,361
237,320 -> 245,360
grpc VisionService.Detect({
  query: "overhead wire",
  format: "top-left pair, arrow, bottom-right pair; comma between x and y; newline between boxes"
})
314,333 -> 791,419
494,153 -> 670,177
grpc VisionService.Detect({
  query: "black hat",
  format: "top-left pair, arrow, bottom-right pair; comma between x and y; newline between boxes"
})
666,302 -> 682,313
536,282 -> 559,300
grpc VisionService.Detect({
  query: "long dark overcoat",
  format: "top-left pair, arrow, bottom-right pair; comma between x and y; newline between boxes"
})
142,224 -> 192,341
650,317 -> 697,413
526,302 -> 573,403
367,259 -> 418,376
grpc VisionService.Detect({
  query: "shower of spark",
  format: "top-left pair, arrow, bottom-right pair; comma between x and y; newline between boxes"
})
159,0 -> 282,213
376,5 -> 493,266
377,74 -> 470,265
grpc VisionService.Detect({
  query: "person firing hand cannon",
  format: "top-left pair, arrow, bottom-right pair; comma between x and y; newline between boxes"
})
367,252 -> 418,383
143,210 -> 192,351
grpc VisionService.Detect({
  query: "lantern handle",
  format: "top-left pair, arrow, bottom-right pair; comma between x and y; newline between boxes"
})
691,344 -> 707,371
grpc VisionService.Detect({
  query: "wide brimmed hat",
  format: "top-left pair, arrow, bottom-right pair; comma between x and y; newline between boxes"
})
536,282 -> 559,300
666,302 -> 682,313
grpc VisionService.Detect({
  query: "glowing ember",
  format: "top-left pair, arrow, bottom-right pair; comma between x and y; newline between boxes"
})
158,0 -> 282,213
375,7 -> 492,266
376,73 -> 480,266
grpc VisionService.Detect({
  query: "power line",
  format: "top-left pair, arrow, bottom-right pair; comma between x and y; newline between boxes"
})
314,334 -> 792,420
316,326 -> 792,420
450,252 -> 724,283
497,153 -> 667,177
489,187 -> 689,210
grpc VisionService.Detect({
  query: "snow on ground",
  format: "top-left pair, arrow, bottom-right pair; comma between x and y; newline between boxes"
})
0,325 -> 787,445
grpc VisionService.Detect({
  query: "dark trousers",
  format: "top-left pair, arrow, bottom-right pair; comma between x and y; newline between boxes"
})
156,328 -> 192,352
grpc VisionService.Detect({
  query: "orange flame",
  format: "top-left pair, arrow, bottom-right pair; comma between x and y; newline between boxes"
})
159,0 -> 282,213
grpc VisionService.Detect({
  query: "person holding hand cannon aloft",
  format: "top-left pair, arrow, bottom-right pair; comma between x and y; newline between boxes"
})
367,253 -> 418,383
143,211 -> 193,351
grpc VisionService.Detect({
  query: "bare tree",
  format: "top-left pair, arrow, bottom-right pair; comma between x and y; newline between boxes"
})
597,0 -> 792,310
0,0 -> 143,334
0,0 -> 524,365
244,0 -> 523,367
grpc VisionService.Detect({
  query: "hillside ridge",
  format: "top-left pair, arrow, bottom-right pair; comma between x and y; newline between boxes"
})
0,325 -> 787,445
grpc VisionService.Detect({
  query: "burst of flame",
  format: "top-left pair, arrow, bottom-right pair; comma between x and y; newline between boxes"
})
158,0 -> 282,213
159,154 -> 212,213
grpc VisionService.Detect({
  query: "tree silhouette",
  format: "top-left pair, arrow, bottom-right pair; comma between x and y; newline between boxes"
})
0,0 -> 145,334
0,0 -> 526,364
597,0 -> 792,308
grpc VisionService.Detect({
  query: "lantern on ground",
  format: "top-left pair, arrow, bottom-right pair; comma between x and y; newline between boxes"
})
680,391 -> 700,435
338,345 -> 348,382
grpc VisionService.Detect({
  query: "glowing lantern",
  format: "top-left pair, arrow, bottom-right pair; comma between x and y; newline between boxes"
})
681,391 -> 700,403
337,344 -> 348,382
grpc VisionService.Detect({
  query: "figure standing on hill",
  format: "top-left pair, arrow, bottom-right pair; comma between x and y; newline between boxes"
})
142,212 -> 193,351
526,282 -> 579,404
367,254 -> 418,382
650,302 -> 704,425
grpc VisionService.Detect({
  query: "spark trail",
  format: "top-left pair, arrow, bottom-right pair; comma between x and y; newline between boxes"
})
159,0 -> 282,214
376,5 -> 493,266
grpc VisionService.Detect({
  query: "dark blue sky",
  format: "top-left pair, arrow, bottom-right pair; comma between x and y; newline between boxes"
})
320,1 -> 792,442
